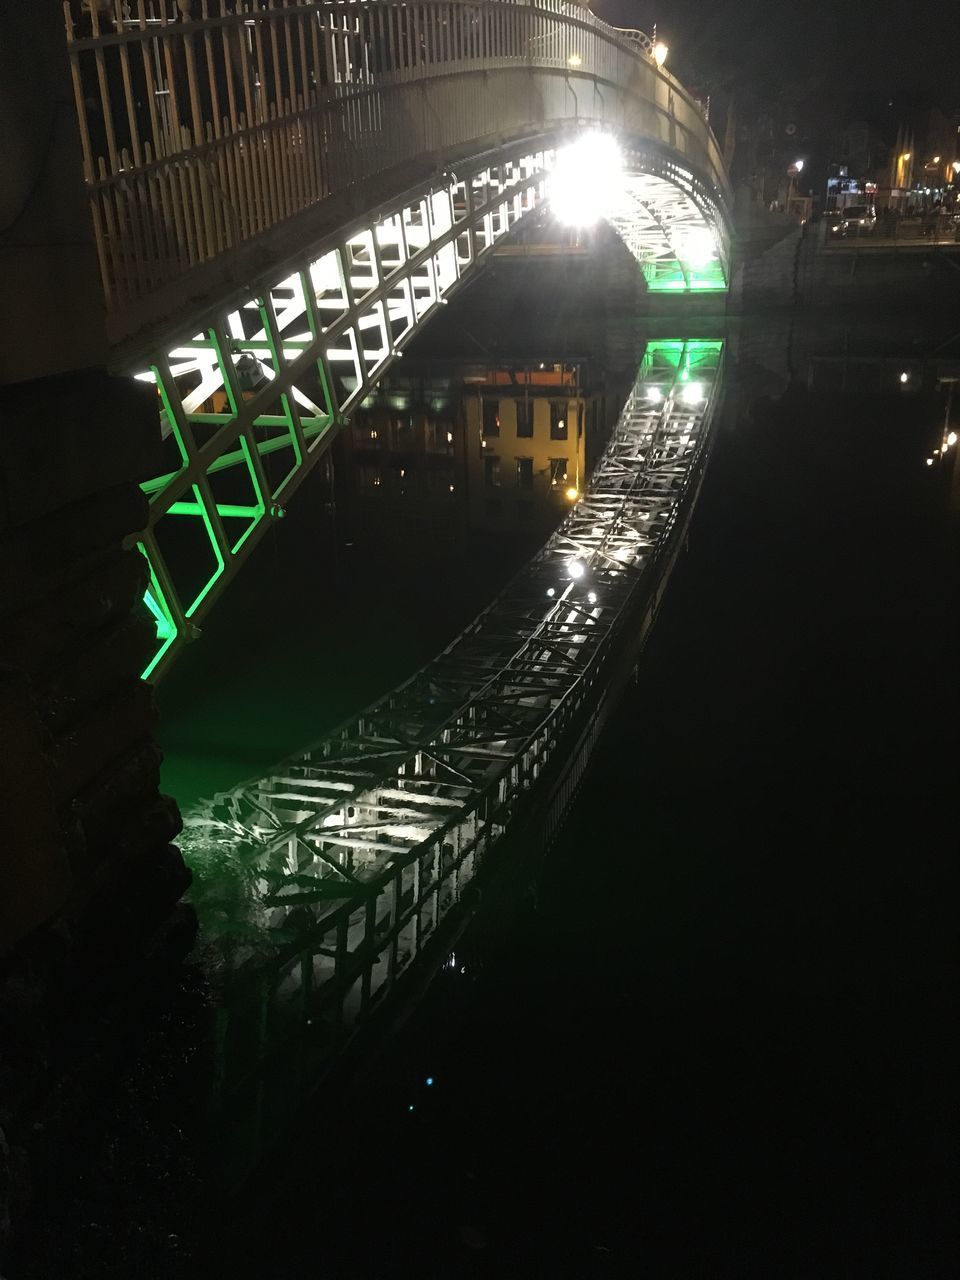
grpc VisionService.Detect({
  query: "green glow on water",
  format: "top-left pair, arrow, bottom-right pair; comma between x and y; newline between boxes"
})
644,257 -> 728,294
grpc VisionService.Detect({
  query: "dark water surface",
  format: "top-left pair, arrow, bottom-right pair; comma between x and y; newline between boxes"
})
226,311 -> 958,1277
8,249 -> 958,1279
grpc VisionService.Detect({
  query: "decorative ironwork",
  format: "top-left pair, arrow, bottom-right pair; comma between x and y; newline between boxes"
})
183,338 -> 725,1120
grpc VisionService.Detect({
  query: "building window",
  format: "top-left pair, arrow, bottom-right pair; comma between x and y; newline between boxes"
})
484,455 -> 501,487
516,457 -> 534,489
549,457 -> 568,486
550,403 -> 568,440
516,399 -> 533,438
482,399 -> 500,437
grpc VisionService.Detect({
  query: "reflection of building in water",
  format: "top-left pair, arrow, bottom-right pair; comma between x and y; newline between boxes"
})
336,355 -> 611,538
465,361 -> 596,530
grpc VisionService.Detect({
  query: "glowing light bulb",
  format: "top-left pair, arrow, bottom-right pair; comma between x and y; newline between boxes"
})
948,431 -> 957,446
678,227 -> 716,268
682,382 -> 705,405
653,42 -> 668,67
587,591 -> 597,604
565,485 -> 579,501
899,371 -> 909,384
646,386 -> 663,403
548,133 -> 623,227
546,587 -> 556,598
567,558 -> 586,580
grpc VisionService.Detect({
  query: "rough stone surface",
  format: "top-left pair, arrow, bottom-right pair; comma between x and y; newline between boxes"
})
0,368 -> 189,1259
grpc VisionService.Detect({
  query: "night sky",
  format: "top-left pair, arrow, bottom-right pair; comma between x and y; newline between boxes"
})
592,0 -> 960,111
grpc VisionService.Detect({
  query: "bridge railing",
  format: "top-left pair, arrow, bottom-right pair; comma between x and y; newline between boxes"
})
63,1 -> 724,340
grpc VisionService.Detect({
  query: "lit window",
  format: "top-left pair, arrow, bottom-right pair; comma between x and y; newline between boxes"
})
482,400 -> 500,437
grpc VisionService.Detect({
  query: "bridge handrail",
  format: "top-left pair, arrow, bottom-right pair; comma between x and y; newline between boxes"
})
62,1 -> 725,338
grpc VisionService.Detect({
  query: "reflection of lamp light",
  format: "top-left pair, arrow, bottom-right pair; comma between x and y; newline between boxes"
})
952,161 -> 960,174
653,42 -> 668,67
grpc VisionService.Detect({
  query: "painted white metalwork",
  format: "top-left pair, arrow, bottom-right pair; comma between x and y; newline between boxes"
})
183,339 -> 724,1095
63,0 -> 728,344
137,144 -> 553,676
135,138 -> 728,678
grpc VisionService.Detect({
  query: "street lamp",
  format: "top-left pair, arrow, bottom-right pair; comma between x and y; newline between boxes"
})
653,42 -> 668,67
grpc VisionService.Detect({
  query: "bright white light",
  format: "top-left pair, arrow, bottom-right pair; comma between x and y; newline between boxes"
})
134,371 -> 157,383
645,386 -> 663,403
567,52 -> 582,67
794,159 -> 805,173
548,133 -> 623,227
446,430 -> 453,442
953,161 -> 960,174
682,382 -> 705,405
677,226 -> 716,268
587,591 -> 597,604
567,558 -> 587,580
899,371 -> 909,384
565,485 -> 579,501
653,42 -> 668,67
546,587 -> 556,598
926,457 -> 934,466
948,431 -> 958,446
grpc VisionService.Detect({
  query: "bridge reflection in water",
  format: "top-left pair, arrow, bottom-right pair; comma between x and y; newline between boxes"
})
177,336 -> 724,1179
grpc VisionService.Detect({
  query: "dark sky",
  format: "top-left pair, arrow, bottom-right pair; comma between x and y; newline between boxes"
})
592,0 -> 960,111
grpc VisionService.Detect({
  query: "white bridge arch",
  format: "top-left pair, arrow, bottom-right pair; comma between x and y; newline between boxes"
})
62,3 -> 730,677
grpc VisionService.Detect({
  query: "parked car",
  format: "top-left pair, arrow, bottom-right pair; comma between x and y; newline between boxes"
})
829,205 -> 877,236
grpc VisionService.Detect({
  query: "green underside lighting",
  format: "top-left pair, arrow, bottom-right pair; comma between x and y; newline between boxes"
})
644,259 -> 728,294
139,543 -> 178,680
167,502 -> 263,519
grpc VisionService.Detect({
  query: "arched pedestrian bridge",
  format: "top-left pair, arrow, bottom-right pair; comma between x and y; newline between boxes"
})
65,0 -> 731,677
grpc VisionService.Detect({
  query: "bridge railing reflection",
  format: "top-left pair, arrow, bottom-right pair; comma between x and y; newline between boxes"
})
63,1 -> 723,343
185,338 -> 725,1176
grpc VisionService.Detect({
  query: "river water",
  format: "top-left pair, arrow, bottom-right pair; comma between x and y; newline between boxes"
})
9,235 -> 957,1279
